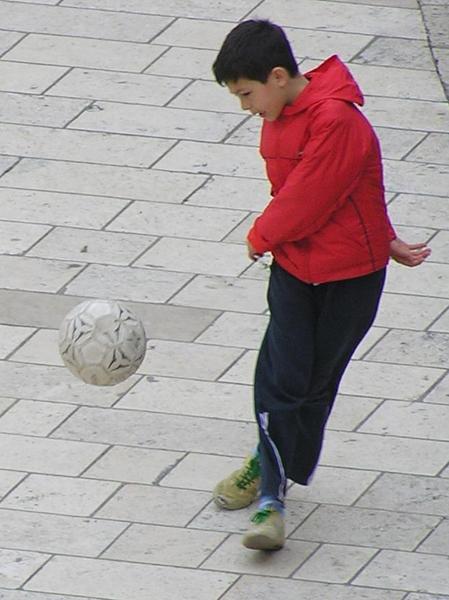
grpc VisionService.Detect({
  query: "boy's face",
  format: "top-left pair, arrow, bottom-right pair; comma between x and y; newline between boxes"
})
227,69 -> 290,122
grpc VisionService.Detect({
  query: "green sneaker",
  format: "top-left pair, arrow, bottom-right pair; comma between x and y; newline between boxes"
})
213,455 -> 260,510
242,507 -> 285,550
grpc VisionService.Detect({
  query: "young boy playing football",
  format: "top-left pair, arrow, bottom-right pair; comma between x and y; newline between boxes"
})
211,19 -> 430,551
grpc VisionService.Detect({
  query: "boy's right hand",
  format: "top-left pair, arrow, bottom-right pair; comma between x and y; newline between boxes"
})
390,238 -> 431,267
246,239 -> 263,262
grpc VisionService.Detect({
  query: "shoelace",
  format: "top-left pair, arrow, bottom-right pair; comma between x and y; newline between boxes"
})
235,458 -> 260,490
250,507 -> 274,524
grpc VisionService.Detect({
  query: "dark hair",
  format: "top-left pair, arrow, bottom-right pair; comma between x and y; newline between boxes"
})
213,20 -> 298,85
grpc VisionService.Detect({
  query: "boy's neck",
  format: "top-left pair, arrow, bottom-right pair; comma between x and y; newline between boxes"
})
286,74 -> 309,104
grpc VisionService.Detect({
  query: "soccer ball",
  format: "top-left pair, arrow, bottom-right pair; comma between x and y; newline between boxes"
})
58,299 -> 147,386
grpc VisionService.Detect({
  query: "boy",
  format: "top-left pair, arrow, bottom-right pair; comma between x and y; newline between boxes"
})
211,20 -> 430,551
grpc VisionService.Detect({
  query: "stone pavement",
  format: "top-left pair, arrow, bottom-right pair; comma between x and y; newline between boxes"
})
0,0 -> 448,598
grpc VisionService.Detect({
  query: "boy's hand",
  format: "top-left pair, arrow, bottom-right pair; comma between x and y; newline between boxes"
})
246,240 -> 263,261
390,238 -> 431,267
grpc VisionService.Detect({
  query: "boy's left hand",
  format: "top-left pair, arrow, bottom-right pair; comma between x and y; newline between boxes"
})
390,238 -> 431,267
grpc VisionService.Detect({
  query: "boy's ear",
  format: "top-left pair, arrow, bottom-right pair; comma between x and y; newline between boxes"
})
269,66 -> 290,87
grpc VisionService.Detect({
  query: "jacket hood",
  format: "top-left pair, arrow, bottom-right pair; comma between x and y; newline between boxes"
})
282,55 -> 364,117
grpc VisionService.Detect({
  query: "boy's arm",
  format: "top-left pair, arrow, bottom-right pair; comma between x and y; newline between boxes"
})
248,102 -> 378,254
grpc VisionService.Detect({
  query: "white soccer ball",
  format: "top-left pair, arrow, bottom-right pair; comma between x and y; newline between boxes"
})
58,299 -> 147,386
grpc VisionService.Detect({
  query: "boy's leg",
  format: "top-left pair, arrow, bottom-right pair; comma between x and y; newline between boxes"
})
243,263 -> 317,549
213,262 -> 316,515
287,267 -> 386,484
255,263 -> 386,491
252,262 -> 317,507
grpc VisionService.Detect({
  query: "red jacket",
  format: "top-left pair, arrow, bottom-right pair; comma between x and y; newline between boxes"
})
247,55 -> 396,284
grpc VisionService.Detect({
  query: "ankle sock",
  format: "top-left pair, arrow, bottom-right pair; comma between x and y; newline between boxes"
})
258,495 -> 285,515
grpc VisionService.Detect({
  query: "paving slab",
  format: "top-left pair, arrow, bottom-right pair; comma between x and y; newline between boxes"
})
0,399 -> 76,436
0,361 -> 138,406
201,534 -> 318,576
0,255 -> 84,293
0,290 -> 219,341
290,504 -> 440,550
107,200 -> 245,241
69,101 -> 245,142
221,575 -> 405,600
0,549 -> 50,590
374,127 -> 426,159
0,509 -> 127,556
189,498 -> 316,536
0,123 -> 176,168
424,229 -> 449,262
321,430 -> 449,475
363,96 -> 449,132
353,37 -> 435,69
0,156 -> 17,176
135,238 -> 249,276
0,473 -> 119,516
326,394 -> 383,431
0,432 -> 107,476
23,556 -> 237,600
0,31 -> 24,56
0,61 -> 68,95
187,174 -> 269,211
155,140 -> 266,177
422,372 -> 449,404
0,592 -> 103,600
159,453 -> 248,491
61,0 -> 259,20
358,400 -> 449,441
83,446 -> 184,484
417,519 -> 449,555
356,472 -> 449,515
0,325 -> 35,358
0,221 -> 50,255
384,261 -> 449,297
374,292 -> 448,330
0,2 -> 172,42
249,0 -> 427,38
0,188 -> 129,229
365,330 -> 449,368
0,158 -> 207,202
0,93 -> 89,127
28,226 -> 155,266
170,275 -> 268,313
293,543 -> 377,584
51,406 -> 257,456
288,465 -> 380,505
353,549 -> 449,594
102,523 -> 226,567
62,264 -> 192,304
388,193 -> 449,228
0,469 -> 26,500
117,376 -> 253,421
195,312 -> 268,348
144,47 -> 218,80
137,339 -> 243,380
339,359 -> 444,400
92,483 -> 211,526
0,400 -> 16,419
48,69 -> 188,106
3,34 -> 167,72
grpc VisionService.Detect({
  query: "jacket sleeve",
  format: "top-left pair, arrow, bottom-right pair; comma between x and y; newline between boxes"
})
247,102 -> 374,254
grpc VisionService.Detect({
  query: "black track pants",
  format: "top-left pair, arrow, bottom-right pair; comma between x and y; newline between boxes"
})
254,262 -> 386,501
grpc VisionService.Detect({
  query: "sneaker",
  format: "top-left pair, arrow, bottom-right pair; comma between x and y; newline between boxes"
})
213,455 -> 260,510
242,507 -> 285,550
